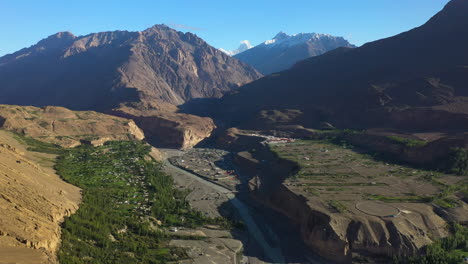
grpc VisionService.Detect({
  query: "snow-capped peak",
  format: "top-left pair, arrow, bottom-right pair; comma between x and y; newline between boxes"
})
273,31 -> 288,40
262,31 -> 338,48
220,40 -> 253,56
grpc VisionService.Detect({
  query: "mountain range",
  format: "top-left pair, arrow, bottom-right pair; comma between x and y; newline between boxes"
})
0,25 -> 261,109
233,32 -> 355,74
1,1 -> 468,146
0,24 -> 262,148
1,1 -> 468,263
214,0 -> 468,132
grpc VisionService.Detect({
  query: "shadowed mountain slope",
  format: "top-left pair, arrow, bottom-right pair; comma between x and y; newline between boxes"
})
0,25 -> 262,148
216,0 -> 468,131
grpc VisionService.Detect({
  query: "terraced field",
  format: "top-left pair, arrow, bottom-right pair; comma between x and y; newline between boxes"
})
270,139 -> 468,215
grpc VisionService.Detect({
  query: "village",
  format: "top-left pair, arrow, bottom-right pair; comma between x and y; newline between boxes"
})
168,148 -> 242,191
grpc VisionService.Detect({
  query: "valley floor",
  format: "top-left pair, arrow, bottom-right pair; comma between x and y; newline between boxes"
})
162,148 -> 326,264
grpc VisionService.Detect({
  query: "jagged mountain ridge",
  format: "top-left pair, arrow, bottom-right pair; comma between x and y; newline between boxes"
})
234,31 -> 355,74
0,25 -> 262,110
216,0 -> 468,130
0,24 -> 263,148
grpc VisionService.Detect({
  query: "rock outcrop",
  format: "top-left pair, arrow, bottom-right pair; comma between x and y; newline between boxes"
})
112,107 -> 215,149
0,130 -> 81,263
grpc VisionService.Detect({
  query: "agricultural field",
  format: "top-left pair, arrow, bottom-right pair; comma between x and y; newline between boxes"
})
269,139 -> 468,216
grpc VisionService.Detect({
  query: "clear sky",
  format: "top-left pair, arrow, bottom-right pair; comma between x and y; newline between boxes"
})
0,0 -> 450,56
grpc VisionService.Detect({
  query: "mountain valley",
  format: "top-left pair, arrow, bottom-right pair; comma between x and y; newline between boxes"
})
0,1 -> 467,263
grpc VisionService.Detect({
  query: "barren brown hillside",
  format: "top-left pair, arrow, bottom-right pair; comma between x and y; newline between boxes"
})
0,105 -> 145,148
0,130 -> 80,264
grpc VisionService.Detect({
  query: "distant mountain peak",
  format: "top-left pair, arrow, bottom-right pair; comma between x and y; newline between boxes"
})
234,31 -> 355,74
262,32 -> 341,48
39,31 -> 76,43
53,31 -> 76,39
142,24 -> 174,33
273,31 -> 288,40
220,40 -> 253,56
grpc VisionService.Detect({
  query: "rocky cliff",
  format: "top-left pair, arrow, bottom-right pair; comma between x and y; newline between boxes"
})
259,184 -> 447,263
112,107 -> 215,149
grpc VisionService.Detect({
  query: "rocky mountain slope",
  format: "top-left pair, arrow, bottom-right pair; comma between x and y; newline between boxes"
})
217,0 -> 468,132
0,130 -> 81,264
0,25 -> 262,148
234,32 -> 354,74
0,105 -> 145,148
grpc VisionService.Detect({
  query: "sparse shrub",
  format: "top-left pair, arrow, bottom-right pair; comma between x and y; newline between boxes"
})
386,135 -> 427,148
38,120 -> 49,128
13,133 -> 64,155
328,200 -> 347,213
394,223 -> 468,264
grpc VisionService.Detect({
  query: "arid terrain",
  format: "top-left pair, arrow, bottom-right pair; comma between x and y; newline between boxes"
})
0,130 -> 81,264
0,105 -> 145,147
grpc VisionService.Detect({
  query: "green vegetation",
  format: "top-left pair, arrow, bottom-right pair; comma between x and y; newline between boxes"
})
38,120 -> 49,128
394,223 -> 468,264
365,180 -> 467,207
56,141 -> 231,263
13,133 -> 65,155
366,194 -> 432,203
431,182 -> 468,209
328,200 -> 348,213
448,148 -> 468,176
18,139 -> 229,264
386,135 -> 428,148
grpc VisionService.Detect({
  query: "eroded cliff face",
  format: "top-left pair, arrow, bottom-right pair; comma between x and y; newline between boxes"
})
112,107 -> 215,150
0,130 -> 81,263
259,185 -> 447,263
234,141 -> 450,263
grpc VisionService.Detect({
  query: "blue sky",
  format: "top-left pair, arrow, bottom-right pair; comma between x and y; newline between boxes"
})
0,0 -> 450,56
